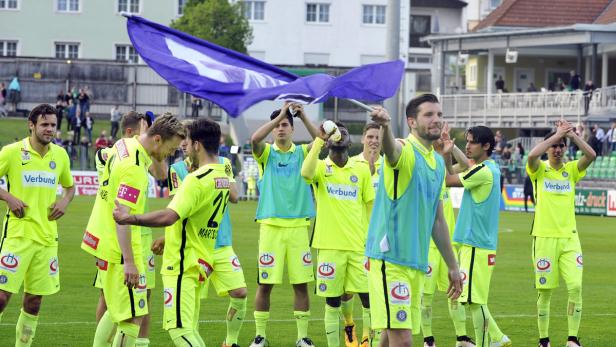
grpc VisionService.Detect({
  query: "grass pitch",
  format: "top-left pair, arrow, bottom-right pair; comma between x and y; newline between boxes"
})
0,197 -> 615,346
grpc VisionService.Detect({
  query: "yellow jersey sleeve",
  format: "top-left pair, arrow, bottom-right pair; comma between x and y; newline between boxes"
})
382,141 -> 416,200
459,163 -> 492,191
113,164 -> 148,212
527,160 -> 545,180
361,165 -> 375,204
304,159 -> 326,185
0,145 -> 12,178
168,175 -> 201,220
301,144 -> 309,157
254,143 -> 271,166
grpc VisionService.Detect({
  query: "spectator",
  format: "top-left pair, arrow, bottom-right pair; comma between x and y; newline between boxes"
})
569,70 -> 581,90
556,77 -> 566,91
523,175 -> 535,213
0,82 -> 7,117
594,124 -> 605,156
583,80 -> 596,114
493,130 -> 507,157
526,83 -> 538,92
79,135 -> 90,169
495,75 -> 505,92
110,105 -> 121,138
607,122 -> 616,153
78,87 -> 91,117
62,131 -> 76,168
501,145 -> 513,184
66,99 -> 77,131
84,112 -> 94,143
514,143 -> 525,183
55,90 -> 67,129
588,127 -> 600,157
191,96 -> 202,117
71,109 -> 82,144
219,134 -> 230,158
95,131 -> 110,152
53,131 -> 63,146
7,77 -> 20,112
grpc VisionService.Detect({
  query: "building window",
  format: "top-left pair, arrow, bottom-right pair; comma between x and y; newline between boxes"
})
0,41 -> 17,56
362,5 -> 385,24
177,0 -> 186,15
116,45 -> 138,63
57,0 -> 79,12
0,0 -> 18,9
55,42 -> 79,59
306,3 -> 329,23
469,64 -> 477,83
118,0 -> 139,14
489,0 -> 502,9
410,15 -> 431,48
242,1 -> 265,21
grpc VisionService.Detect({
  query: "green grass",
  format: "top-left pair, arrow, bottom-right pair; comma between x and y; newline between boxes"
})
1,198 -> 615,346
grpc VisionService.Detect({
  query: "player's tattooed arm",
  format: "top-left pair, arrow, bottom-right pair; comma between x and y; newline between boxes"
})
369,106 -> 402,167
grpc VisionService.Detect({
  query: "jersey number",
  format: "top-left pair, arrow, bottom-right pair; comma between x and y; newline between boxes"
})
207,190 -> 229,228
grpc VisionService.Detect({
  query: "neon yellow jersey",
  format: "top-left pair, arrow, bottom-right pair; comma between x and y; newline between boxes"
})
382,134 -> 444,200
81,137 -> 152,263
351,152 -> 382,191
0,138 -> 73,246
168,158 -> 191,196
306,157 -> 375,251
254,142 -> 311,227
527,160 -> 585,238
95,147 -> 114,180
161,163 -> 230,277
430,185 -> 456,248
459,162 -> 494,203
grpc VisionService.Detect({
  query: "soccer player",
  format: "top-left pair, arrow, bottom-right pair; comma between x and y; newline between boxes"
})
0,104 -> 75,346
93,111 -> 166,347
113,118 -> 231,347
249,102 -> 319,347
301,121 -> 375,347
81,114 -> 184,347
165,128 -> 248,347
340,122 -> 381,347
366,94 -> 462,347
442,125 -> 511,347
526,120 -> 595,347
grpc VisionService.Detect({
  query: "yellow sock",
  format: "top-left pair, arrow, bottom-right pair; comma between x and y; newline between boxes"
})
113,322 -> 139,347
341,298 -> 355,326
226,297 -> 247,344
294,310 -> 310,340
324,304 -> 340,347
93,311 -> 116,347
16,309 -> 38,347
361,307 -> 371,339
254,311 -> 269,338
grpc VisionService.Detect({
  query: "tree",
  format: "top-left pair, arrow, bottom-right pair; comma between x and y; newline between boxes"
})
171,0 -> 253,54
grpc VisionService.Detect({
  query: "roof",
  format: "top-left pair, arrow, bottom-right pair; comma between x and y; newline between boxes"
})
410,0 -> 467,9
595,1 -> 616,24
474,0 -> 613,31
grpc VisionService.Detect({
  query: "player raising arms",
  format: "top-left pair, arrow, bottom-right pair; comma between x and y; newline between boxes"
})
0,104 -> 75,346
526,120 -> 595,347
366,94 -> 462,347
81,114 -> 184,347
442,126 -> 511,347
301,121 -> 375,347
249,103 -> 320,347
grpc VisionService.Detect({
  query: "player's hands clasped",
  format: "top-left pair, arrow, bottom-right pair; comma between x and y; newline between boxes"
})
113,200 -> 131,225
6,194 -> 27,218
123,262 -> 140,288
447,267 -> 464,300
555,119 -> 574,138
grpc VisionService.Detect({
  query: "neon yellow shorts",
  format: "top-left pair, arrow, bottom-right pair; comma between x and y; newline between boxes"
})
0,237 -> 59,296
533,235 -> 583,289
97,259 -> 148,323
257,224 -> 314,285
162,266 -> 202,331
93,232 -> 155,290
367,258 -> 424,331
458,245 -> 496,305
200,246 -> 246,299
423,246 -> 450,295
316,249 -> 368,297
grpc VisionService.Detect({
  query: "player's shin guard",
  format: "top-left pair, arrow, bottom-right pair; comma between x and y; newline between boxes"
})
537,289 -> 552,338
113,322 -> 139,347
361,307 -> 371,340
254,310 -> 270,338
295,310 -> 311,340
169,328 -> 204,347
15,309 -> 38,347
325,304 -> 340,347
448,299 -> 467,337
94,311 -> 116,347
341,297 -> 355,326
567,286 -> 582,337
421,293 -> 434,338
225,297 -> 247,345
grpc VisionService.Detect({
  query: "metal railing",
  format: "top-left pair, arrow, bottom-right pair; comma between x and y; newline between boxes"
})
439,87 -> 616,128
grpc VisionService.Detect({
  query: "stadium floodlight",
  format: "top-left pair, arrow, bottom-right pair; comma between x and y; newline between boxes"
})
505,48 -> 518,64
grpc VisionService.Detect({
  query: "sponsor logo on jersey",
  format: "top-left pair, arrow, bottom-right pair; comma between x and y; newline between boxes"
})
326,183 -> 358,200
230,255 -> 242,271
576,254 -> 583,267
536,258 -> 552,272
148,255 -> 155,271
116,139 -> 129,159
317,262 -> 335,279
215,177 -> 230,189
21,150 -> 31,161
390,282 -> 410,305
49,257 -> 59,275
83,231 -> 100,250
198,258 -> 213,277
396,310 -> 407,322
97,258 -> 108,271
164,288 -> 174,307
302,252 -> 312,266
118,184 -> 141,204
22,171 -> 57,188
543,179 -> 571,194
0,253 -> 19,272
488,254 -> 496,266
259,253 -> 275,268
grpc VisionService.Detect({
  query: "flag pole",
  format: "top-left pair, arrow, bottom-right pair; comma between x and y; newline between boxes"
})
347,99 -> 374,112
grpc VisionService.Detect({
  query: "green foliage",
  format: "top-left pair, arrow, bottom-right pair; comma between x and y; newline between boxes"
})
172,0 -> 253,54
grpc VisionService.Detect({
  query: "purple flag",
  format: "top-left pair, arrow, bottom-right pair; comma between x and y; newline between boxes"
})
127,15 -> 403,116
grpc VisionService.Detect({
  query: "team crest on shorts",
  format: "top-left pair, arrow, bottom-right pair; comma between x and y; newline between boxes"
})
261,272 -> 269,279
319,283 -> 327,292
0,253 -> 20,273
576,254 -> 583,268
539,277 -> 547,285
536,258 -> 552,273
350,175 -> 358,183
49,257 -> 59,275
389,282 -> 410,305
49,161 -> 56,170
164,288 -> 174,308
396,310 -> 407,322
0,275 -> 7,284
139,299 -> 146,309
317,262 -> 335,279
259,253 -> 275,268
